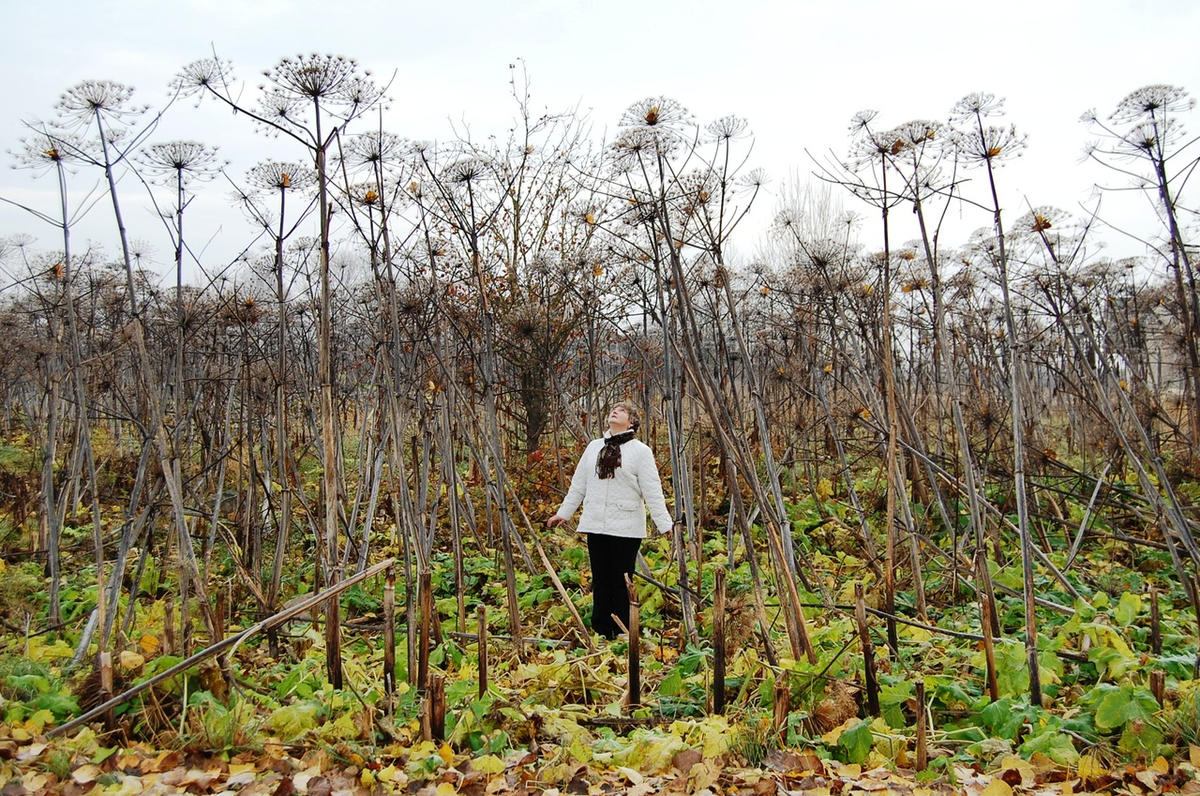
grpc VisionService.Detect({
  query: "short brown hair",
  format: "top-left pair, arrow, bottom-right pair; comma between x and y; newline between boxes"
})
612,400 -> 640,431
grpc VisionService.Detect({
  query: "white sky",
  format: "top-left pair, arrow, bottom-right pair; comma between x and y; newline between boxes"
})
2,0 -> 1198,283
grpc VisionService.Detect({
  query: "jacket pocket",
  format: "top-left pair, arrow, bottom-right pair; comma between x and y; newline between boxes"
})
615,499 -> 639,512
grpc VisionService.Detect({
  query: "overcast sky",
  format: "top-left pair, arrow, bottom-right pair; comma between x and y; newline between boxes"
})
2,0 -> 1197,283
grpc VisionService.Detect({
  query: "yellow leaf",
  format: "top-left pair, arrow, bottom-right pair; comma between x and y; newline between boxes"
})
474,755 -> 505,775
139,635 -> 160,654
1078,753 -> 1106,779
980,778 -> 1013,796
687,761 -> 719,792
436,783 -> 457,796
120,650 -> 145,670
617,766 -> 644,785
438,743 -> 455,765
585,212 -> 596,225
997,756 -> 1035,788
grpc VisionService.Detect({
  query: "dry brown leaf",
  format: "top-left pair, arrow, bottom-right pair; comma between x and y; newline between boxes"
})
672,749 -> 702,775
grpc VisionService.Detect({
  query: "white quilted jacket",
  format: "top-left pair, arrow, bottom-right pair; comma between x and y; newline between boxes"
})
555,435 -> 673,538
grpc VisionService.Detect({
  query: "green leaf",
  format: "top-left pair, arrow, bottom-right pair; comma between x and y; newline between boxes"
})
993,640 -> 1030,698
978,697 -> 1043,741
1157,653 -> 1197,679
31,693 -> 79,720
836,720 -> 873,764
658,669 -> 684,697
1020,729 -> 1080,765
932,681 -> 974,710
1092,685 -> 1159,731
1119,718 -> 1164,757
92,746 -> 118,764
6,674 -> 51,696
1088,642 -> 1136,681
1115,592 -> 1142,626
878,679 -> 913,729
267,702 -> 320,741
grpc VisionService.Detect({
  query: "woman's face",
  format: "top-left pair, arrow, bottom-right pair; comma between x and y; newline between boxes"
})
607,405 -> 633,433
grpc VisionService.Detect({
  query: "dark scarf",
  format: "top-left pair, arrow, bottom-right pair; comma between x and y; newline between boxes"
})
597,430 -> 636,479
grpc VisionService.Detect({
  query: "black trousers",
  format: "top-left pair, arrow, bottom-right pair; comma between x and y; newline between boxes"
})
586,533 -> 642,639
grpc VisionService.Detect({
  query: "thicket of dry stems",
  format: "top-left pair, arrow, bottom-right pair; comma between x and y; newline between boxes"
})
0,63 -> 1197,704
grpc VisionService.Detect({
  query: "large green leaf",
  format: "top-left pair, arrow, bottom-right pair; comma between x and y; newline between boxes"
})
1020,729 -> 1080,765
1114,592 -> 1142,626
1089,685 -> 1159,731
836,720 -> 873,764
31,692 -> 79,721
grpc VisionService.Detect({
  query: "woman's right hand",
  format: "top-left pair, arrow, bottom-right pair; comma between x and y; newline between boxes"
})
546,515 -> 566,528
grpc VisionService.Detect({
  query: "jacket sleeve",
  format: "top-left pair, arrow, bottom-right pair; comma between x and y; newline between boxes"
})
636,443 -> 674,535
555,440 -> 595,520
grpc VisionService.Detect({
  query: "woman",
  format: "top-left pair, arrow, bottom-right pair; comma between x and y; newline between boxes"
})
547,401 -> 673,640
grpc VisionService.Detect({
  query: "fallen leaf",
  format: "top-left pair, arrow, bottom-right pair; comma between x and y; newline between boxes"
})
616,766 -> 644,786
672,749 -> 702,775
1135,769 -> 1161,789
473,755 -> 506,775
997,755 -> 1035,788
1078,753 -> 1106,780
307,775 -> 333,796
980,778 -> 1014,796
272,774 -> 295,796
688,761 -> 720,793
15,742 -> 46,762
22,773 -> 47,792
228,768 -> 258,788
